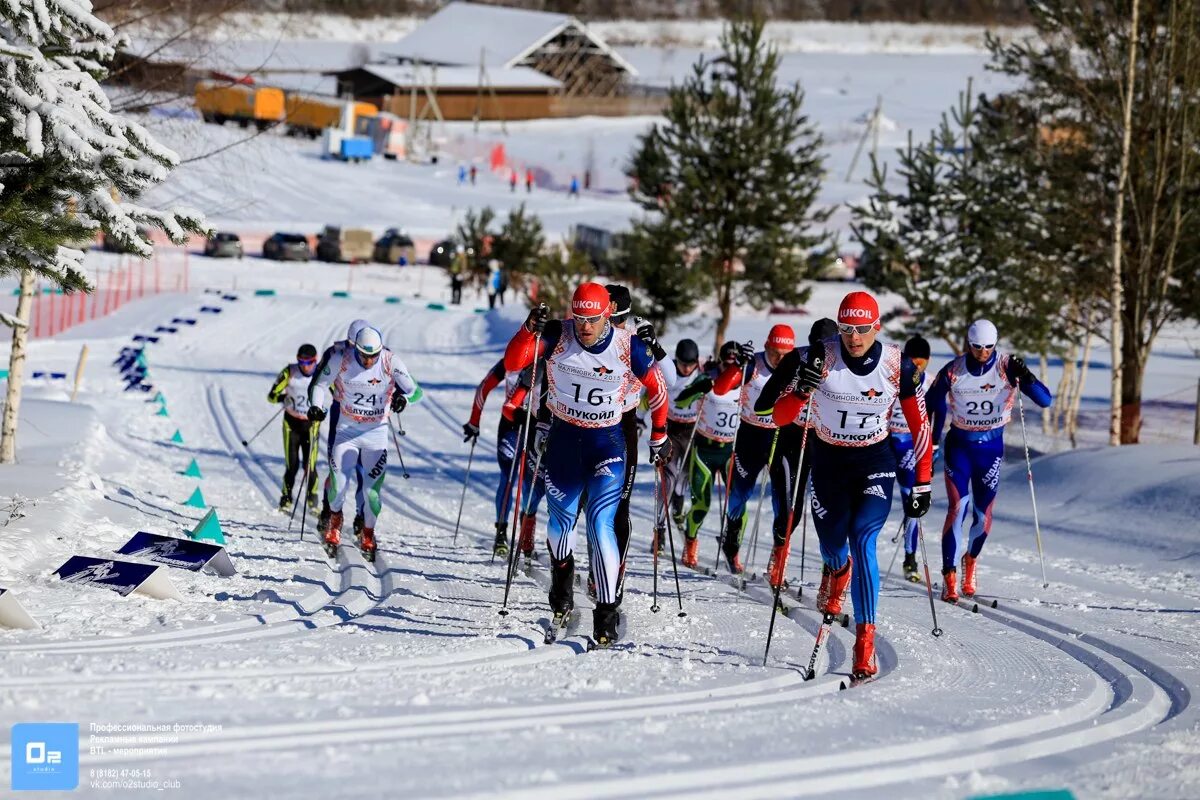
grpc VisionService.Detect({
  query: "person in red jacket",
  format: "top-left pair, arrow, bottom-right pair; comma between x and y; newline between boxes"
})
773,291 -> 933,680
504,283 -> 670,646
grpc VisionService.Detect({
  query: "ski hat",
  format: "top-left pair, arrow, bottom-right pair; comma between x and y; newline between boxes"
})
766,324 -> 795,350
904,335 -> 931,360
297,343 -> 318,360
675,338 -> 700,364
571,282 -> 610,319
838,291 -> 880,327
605,284 -> 632,320
967,319 -> 998,349
346,318 -> 370,343
809,317 -> 838,345
354,326 -> 384,357
719,340 -> 739,363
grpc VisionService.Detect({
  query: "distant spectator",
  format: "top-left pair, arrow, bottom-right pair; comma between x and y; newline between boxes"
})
497,266 -> 509,305
457,164 -> 467,185
569,175 -> 580,199
487,259 -> 503,309
449,248 -> 466,305
583,170 -> 591,190
525,168 -> 534,193
469,164 -> 478,185
509,170 -> 517,193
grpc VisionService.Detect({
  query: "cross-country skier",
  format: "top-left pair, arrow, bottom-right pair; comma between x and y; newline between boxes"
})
504,283 -> 669,647
661,339 -> 703,534
310,319 -> 370,537
924,319 -> 1052,601
711,325 -> 795,573
888,335 -> 934,583
307,326 -> 421,562
268,343 -> 321,511
672,341 -> 740,568
752,318 -> 839,588
772,291 -> 933,680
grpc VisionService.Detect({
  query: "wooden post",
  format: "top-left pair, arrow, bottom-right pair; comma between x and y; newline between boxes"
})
71,345 -> 89,403
1194,377 -> 1199,446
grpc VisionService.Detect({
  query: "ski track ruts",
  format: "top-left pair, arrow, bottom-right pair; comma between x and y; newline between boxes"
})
74,670 -> 847,767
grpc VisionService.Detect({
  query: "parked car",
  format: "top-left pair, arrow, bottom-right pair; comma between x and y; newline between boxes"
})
428,238 -> 459,267
204,231 -> 243,259
262,232 -> 311,262
808,248 -> 857,281
572,224 -> 626,275
100,225 -> 152,254
373,228 -> 416,265
316,226 -> 373,263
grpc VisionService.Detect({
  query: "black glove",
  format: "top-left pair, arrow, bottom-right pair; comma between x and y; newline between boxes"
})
533,421 -> 550,456
391,393 -> 408,413
634,316 -> 667,362
796,355 -> 824,394
462,422 -> 480,443
635,417 -> 647,439
735,341 -> 755,367
509,406 -> 527,429
905,483 -> 931,518
525,304 -> 550,335
1009,355 -> 1034,385
649,429 -> 671,464
307,406 -> 326,422
269,392 -> 284,404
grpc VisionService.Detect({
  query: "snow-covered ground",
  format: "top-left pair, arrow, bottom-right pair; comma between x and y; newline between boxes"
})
0,259 -> 1196,798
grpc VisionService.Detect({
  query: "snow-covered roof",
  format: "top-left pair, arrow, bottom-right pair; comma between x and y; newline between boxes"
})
386,1 -> 636,77
358,63 -> 561,91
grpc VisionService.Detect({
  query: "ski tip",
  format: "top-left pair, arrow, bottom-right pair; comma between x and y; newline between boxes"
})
803,669 -> 816,682
971,603 -> 980,613
837,680 -> 847,691
989,599 -> 999,608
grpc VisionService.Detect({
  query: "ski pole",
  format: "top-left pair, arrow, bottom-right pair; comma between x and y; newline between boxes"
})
763,374 -> 817,666
499,330 -> 542,616
296,425 -> 318,544
1016,382 -> 1049,588
916,519 -> 943,637
714,351 -> 752,573
796,480 -> 810,598
651,463 -> 663,613
669,397 -> 705,499
745,429 -> 779,571
491,423 -> 525,564
451,438 -> 477,545
387,416 -> 410,478
881,517 -> 907,586
660,464 -> 687,617
502,414 -> 542,601
241,407 -> 283,447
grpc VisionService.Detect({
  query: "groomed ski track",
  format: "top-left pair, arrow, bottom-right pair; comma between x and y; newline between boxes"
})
0,283 -> 1194,799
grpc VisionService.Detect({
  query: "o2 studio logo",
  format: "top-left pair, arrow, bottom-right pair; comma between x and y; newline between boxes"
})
11,723 -> 79,791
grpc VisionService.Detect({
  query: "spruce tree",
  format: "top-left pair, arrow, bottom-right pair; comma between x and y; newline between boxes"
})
626,16 -> 830,352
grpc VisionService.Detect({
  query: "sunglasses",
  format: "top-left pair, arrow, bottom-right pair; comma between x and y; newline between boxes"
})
837,322 -> 875,336
298,357 -> 317,366
574,313 -> 605,325
968,342 -> 996,351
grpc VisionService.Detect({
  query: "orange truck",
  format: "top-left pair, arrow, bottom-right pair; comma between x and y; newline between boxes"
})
194,82 -> 284,129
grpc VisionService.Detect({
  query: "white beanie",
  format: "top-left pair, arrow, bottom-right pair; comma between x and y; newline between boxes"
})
967,319 -> 998,348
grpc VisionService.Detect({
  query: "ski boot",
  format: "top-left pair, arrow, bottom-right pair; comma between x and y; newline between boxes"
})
323,511 -> 343,559
670,494 -> 686,533
518,513 -> 536,558
941,568 -> 959,602
816,558 -> 852,616
682,537 -> 700,569
961,554 -> 977,597
592,601 -> 620,649
767,544 -> 788,589
317,502 -> 332,535
852,623 -> 877,681
587,574 -> 597,602
353,512 -> 365,544
652,526 -> 667,557
721,518 -> 744,574
492,522 -> 509,557
903,552 -> 921,583
278,492 -> 292,512
360,526 -> 377,563
307,491 -> 320,511
544,554 -> 575,643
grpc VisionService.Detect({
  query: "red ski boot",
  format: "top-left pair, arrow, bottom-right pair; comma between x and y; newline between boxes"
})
941,568 -> 959,602
852,623 -> 877,680
359,526 -> 377,563
961,554 -> 977,597
816,558 -> 852,616
518,513 -> 537,557
323,511 -> 343,558
682,538 -> 700,569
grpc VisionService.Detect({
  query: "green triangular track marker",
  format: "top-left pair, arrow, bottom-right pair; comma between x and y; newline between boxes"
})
188,508 -> 225,545
152,391 -> 165,403
180,459 -> 203,478
156,404 -> 169,417
182,486 -> 206,508
169,429 -> 184,444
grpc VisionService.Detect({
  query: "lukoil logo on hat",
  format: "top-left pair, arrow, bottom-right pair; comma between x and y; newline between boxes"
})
838,291 -> 880,325
571,283 -> 611,317
767,324 -> 795,349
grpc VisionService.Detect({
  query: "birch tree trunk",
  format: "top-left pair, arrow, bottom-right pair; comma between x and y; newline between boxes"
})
0,269 -> 35,464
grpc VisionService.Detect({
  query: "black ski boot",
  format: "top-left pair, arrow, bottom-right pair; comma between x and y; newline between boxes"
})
722,517 -> 745,574
591,602 -> 620,649
493,522 -> 509,557
353,512 -> 365,544
278,492 -> 292,512
903,552 -> 921,583
317,501 -> 332,535
545,553 -> 575,643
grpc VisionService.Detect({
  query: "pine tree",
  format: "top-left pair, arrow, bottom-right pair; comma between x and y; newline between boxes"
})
493,204 -> 545,295
625,16 -> 830,353
0,0 -> 206,463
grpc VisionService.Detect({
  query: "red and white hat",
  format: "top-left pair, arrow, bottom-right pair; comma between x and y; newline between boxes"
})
571,282 -> 611,318
766,324 -> 795,350
838,291 -> 880,327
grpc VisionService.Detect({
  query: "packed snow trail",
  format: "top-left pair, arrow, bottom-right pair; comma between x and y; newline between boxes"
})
0,287 -> 1195,799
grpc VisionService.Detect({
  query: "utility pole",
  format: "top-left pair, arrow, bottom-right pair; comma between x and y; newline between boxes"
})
845,94 -> 883,182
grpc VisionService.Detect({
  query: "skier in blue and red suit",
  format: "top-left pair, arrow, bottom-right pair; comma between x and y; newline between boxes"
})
772,291 -> 933,680
504,283 -> 670,647
924,318 -> 1052,601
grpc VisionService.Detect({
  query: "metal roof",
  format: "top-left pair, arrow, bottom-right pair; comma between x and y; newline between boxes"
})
358,63 -> 562,91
